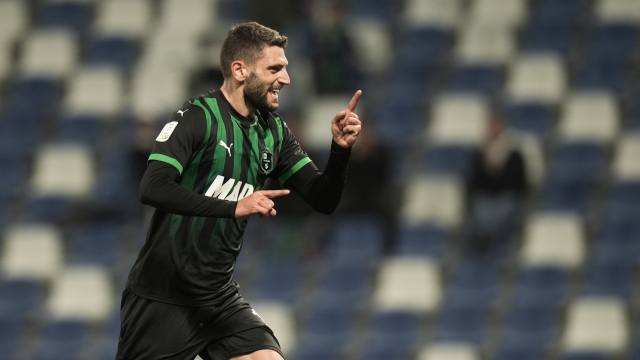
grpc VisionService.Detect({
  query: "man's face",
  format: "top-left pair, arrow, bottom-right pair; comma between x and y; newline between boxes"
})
244,46 -> 290,113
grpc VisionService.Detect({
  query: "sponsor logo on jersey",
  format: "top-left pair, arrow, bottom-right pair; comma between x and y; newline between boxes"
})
260,149 -> 273,174
204,176 -> 254,201
177,109 -> 189,116
219,140 -> 233,156
156,121 -> 178,142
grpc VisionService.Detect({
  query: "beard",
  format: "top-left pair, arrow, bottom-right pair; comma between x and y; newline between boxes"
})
244,71 -> 278,113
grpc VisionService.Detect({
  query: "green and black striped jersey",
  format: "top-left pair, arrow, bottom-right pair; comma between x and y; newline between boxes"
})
127,90 -> 314,306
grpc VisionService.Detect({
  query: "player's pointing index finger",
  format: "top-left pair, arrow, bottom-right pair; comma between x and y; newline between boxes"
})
260,190 -> 291,198
347,90 -> 362,112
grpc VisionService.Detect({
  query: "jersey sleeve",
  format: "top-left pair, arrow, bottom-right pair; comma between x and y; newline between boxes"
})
271,120 -> 314,185
148,102 -> 207,175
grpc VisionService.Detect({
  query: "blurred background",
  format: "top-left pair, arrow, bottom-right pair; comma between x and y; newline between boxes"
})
0,0 -> 640,359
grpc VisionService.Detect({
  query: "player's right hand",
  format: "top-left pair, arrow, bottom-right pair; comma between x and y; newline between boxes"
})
235,190 -> 290,219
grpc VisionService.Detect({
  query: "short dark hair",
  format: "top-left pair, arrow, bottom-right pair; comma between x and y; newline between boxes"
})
220,22 -> 288,79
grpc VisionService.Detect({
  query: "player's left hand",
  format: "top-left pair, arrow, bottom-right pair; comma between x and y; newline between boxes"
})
331,90 -> 362,148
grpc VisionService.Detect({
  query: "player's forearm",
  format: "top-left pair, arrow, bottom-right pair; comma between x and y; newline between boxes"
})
140,161 -> 237,218
289,141 -> 351,214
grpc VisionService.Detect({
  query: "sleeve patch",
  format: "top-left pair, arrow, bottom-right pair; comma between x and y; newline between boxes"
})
156,121 -> 179,142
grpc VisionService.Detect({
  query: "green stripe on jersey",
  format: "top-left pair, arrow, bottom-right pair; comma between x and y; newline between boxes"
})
279,157 -> 312,185
148,154 -> 184,174
275,116 -> 284,152
248,121 -> 260,187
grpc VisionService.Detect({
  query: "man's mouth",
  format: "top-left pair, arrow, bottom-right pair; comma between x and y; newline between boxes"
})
269,88 -> 280,99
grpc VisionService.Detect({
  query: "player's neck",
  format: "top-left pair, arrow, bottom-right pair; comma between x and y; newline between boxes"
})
220,82 -> 256,118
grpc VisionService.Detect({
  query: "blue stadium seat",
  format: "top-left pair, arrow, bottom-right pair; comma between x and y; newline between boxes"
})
69,222 -> 122,268
448,65 -> 502,97
0,315 -> 25,359
297,305 -> 353,353
315,263 -> 369,311
423,144 -> 475,179
586,24 -> 638,63
511,267 -> 569,309
292,347 -> 342,360
35,319 -> 91,360
446,261 -> 501,310
547,142 -> 606,184
492,347 -> 544,360
86,36 -> 139,69
395,224 -> 447,259
324,216 -> 384,268
366,311 -> 421,354
560,352 -> 609,360
0,146 -> 30,201
23,196 -> 75,224
504,102 -> 552,137
56,115 -> 105,147
252,261 -> 302,304
39,1 -> 91,33
529,0 -> 588,26
522,22 -> 575,56
500,304 -> 559,352
0,279 -> 44,321
603,181 -> 640,224
347,0 -> 396,21
435,304 -> 489,344
576,59 -> 627,94
540,179 -> 591,216
6,78 -> 62,109
581,262 -> 635,299
396,27 -> 451,69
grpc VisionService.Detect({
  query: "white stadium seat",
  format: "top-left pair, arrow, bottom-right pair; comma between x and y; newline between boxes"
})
596,0 -> 640,23
467,0 -> 528,28
144,30 -> 201,72
374,256 -> 442,312
558,91 -> 619,144
0,224 -> 64,281
0,0 -> 29,44
159,0 -> 217,37
0,38 -> 13,85
31,143 -> 96,198
249,301 -> 296,356
456,22 -> 516,65
303,95 -> 353,150
94,0 -> 152,38
612,133 -> 640,181
427,94 -> 489,146
418,343 -> 479,360
347,19 -> 392,75
47,265 -> 113,321
65,66 -> 124,117
401,175 -> 464,228
520,212 -> 585,269
401,0 -> 463,29
131,65 -> 189,117
562,296 -> 629,353
506,53 -> 567,104
512,132 -> 546,187
20,30 -> 78,78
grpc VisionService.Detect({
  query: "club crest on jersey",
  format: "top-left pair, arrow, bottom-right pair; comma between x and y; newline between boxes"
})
260,149 -> 273,174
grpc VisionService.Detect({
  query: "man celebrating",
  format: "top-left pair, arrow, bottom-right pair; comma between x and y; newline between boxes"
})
116,22 -> 362,360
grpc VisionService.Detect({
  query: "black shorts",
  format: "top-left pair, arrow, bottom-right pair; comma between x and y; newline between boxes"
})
116,289 -> 284,360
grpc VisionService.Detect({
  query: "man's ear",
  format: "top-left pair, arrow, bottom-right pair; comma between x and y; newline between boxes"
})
231,61 -> 248,82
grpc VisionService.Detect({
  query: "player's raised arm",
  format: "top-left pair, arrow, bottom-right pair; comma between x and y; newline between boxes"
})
331,90 -> 362,148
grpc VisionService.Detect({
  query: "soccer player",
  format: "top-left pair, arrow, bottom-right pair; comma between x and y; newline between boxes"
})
116,22 -> 362,360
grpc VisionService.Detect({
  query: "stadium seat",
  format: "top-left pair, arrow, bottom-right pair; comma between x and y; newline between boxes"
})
500,304 -> 559,352
47,266 -> 113,321
435,303 -> 489,344
540,178 -> 592,216
562,297 -> 629,354
396,27 -> 451,68
315,263 -> 370,313
504,102 -> 552,137
601,181 -> 640,223
346,19 -> 392,75
529,0 -> 589,26
0,224 -> 64,281
19,30 -> 78,78
560,353 -> 610,360
0,278 -> 44,321
401,175 -> 464,228
250,301 -> 296,356
558,92 -> 619,144
401,0 -> 462,29
427,94 -> 489,146
252,261 -> 302,305
374,256 -> 441,312
417,343 -> 479,360
585,23 -> 637,63
511,266 -> 569,309
522,22 -> 575,56
94,0 -> 152,38
511,133 -> 546,187
65,66 -> 124,116
595,0 -> 640,23
423,144 -> 475,179
31,143 -> 96,198
35,319 -> 91,360
456,22 -> 516,65
366,311 -> 422,353
546,142 -> 606,184
324,216 -> 385,268
492,347 -> 544,360
395,224 -> 448,259
55,115 -> 105,146
38,1 -> 91,33
86,36 -> 139,70
0,314 -> 25,359
467,0 -> 528,28
576,59 -> 627,94
296,305 -> 353,354
131,62 -> 190,117
346,0 -> 396,21
448,64 -> 502,97
68,222 -> 123,268
0,38 -> 13,85
23,195 -> 75,224
505,53 -> 566,104
520,212 -> 585,269
612,133 -> 640,180
159,0 -> 217,37
581,262 -> 635,299
0,0 -> 29,44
